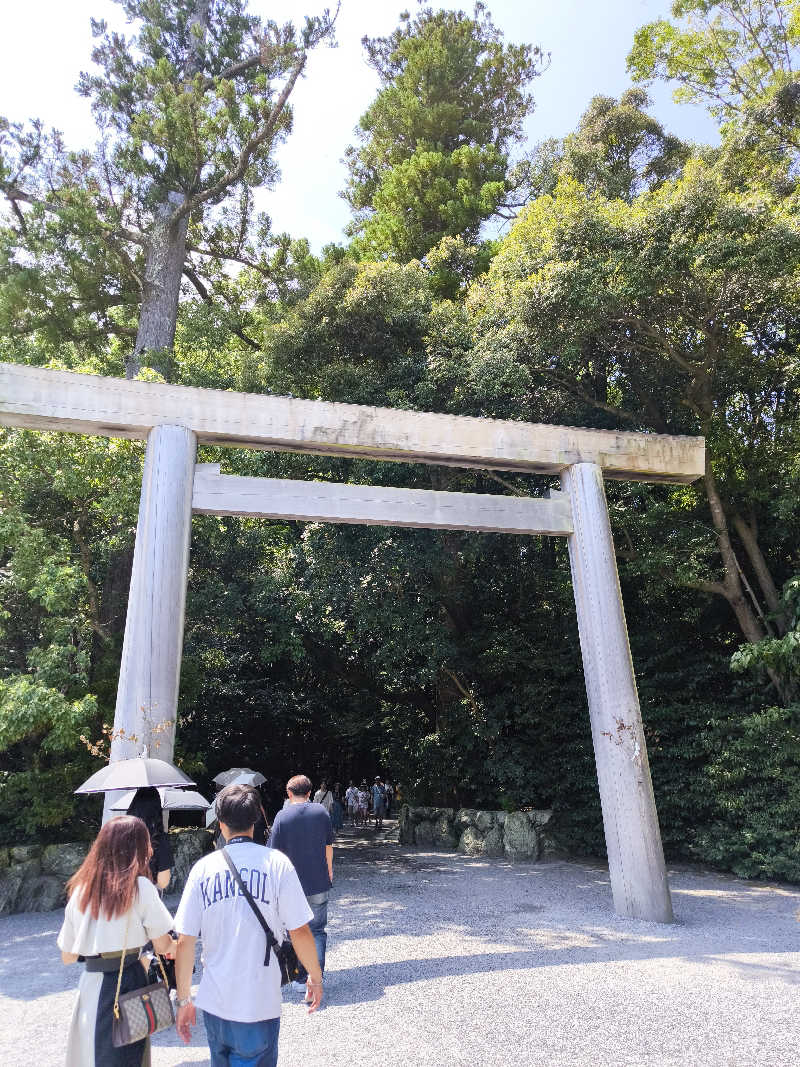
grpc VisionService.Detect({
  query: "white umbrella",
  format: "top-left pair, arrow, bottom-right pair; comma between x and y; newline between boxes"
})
75,757 -> 195,794
161,788 -> 211,812
212,767 -> 266,787
205,800 -> 219,828
110,787 -> 211,812
225,772 -> 266,789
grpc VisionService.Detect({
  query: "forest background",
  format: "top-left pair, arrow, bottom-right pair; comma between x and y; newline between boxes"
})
0,0 -> 799,882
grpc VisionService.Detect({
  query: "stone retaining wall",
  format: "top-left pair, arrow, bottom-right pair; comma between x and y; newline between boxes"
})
0,828 -> 213,916
398,805 -> 553,860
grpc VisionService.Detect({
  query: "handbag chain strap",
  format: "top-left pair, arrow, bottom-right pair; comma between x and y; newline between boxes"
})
113,909 -> 132,1020
113,895 -> 170,1020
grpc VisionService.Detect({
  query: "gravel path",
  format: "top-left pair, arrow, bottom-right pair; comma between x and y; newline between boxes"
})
2,825 -> 799,1066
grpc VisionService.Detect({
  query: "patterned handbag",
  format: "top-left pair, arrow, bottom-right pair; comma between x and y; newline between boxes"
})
111,911 -> 175,1047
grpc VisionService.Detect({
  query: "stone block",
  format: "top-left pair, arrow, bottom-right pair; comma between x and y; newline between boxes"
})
433,812 -> 457,849
528,810 -> 553,828
413,821 -> 436,847
454,808 -> 477,832
0,872 -> 23,916
15,875 -> 65,913
540,833 -> 560,856
398,806 -> 414,844
166,829 -> 214,895
10,844 -> 42,864
483,826 -> 505,857
475,810 -> 495,833
41,842 -> 90,880
503,812 -> 540,861
458,825 -> 486,856
11,857 -> 41,878
398,805 -> 546,862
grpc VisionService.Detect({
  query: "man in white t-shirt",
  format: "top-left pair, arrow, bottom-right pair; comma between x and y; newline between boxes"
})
174,783 -> 323,1066
313,780 -> 333,813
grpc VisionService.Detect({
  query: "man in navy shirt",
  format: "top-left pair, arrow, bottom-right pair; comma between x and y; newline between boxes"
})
268,774 -> 334,994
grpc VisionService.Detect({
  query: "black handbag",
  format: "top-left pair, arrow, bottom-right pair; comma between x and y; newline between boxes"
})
221,847 -> 303,986
147,950 -> 176,990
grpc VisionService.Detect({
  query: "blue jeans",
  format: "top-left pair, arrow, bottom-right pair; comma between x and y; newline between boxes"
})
296,891 -> 328,980
203,1011 -> 280,1067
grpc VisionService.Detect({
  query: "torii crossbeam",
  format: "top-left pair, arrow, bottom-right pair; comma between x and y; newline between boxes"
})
0,362 -> 706,923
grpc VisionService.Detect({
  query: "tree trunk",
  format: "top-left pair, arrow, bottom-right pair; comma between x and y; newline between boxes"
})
127,192 -> 190,379
703,466 -> 791,702
126,1 -> 209,380
732,513 -> 788,634
703,466 -> 766,644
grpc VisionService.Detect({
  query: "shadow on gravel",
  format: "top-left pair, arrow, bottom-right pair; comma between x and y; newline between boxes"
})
3,827 -> 798,1014
321,938 -> 800,1007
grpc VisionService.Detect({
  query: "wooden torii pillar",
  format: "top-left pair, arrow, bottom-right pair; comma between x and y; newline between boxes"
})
0,362 -> 705,922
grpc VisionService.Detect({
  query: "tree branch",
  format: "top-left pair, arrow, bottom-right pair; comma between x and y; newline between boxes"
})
182,264 -> 260,350
208,52 -> 261,87
8,197 -> 28,234
540,367 -> 643,426
2,183 -> 146,247
174,52 -> 308,224
480,471 -> 528,496
680,576 -> 729,598
732,513 -> 787,630
441,665 -> 481,720
186,242 -> 276,278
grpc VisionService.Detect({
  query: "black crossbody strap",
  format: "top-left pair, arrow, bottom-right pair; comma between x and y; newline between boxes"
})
221,847 -> 278,968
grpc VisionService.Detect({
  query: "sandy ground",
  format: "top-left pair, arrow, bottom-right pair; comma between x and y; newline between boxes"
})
1,825 -> 799,1066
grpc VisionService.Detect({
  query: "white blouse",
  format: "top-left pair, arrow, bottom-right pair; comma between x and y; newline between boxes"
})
57,876 -> 173,955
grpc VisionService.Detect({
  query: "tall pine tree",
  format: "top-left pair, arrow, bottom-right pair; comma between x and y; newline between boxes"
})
0,0 -> 335,378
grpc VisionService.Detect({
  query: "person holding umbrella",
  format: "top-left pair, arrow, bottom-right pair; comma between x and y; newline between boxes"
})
210,768 -> 270,845
127,786 -> 173,889
57,815 -> 176,1067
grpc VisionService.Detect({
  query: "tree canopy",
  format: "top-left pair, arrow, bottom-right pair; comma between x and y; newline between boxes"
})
343,4 -> 546,260
1,2 -> 799,882
0,0 -> 336,375
628,0 -> 800,150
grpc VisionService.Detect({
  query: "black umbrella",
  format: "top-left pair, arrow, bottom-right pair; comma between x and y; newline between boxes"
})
75,757 -> 195,795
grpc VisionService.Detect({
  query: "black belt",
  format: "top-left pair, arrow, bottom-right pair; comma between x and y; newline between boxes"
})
84,954 -> 141,973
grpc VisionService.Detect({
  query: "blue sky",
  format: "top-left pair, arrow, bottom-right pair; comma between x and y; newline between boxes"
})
0,0 -> 719,250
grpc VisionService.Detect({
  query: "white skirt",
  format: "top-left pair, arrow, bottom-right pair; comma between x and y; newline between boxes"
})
65,963 -> 152,1067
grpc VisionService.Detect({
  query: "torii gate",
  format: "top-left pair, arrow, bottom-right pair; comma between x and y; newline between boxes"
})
0,361 -> 706,923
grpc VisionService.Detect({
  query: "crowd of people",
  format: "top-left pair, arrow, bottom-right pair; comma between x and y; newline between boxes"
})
309,776 -> 399,831
56,769 -> 398,1066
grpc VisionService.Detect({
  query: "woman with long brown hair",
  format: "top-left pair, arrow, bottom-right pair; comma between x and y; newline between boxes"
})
57,815 -> 176,1066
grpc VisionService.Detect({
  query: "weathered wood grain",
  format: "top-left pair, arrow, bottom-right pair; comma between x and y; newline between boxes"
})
192,465 -> 574,535
102,424 -> 196,821
0,362 -> 704,483
562,461 -> 673,923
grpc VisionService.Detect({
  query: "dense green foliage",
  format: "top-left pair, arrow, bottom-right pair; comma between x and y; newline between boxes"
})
343,4 -> 546,259
628,0 -> 800,149
1,2 -> 799,883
